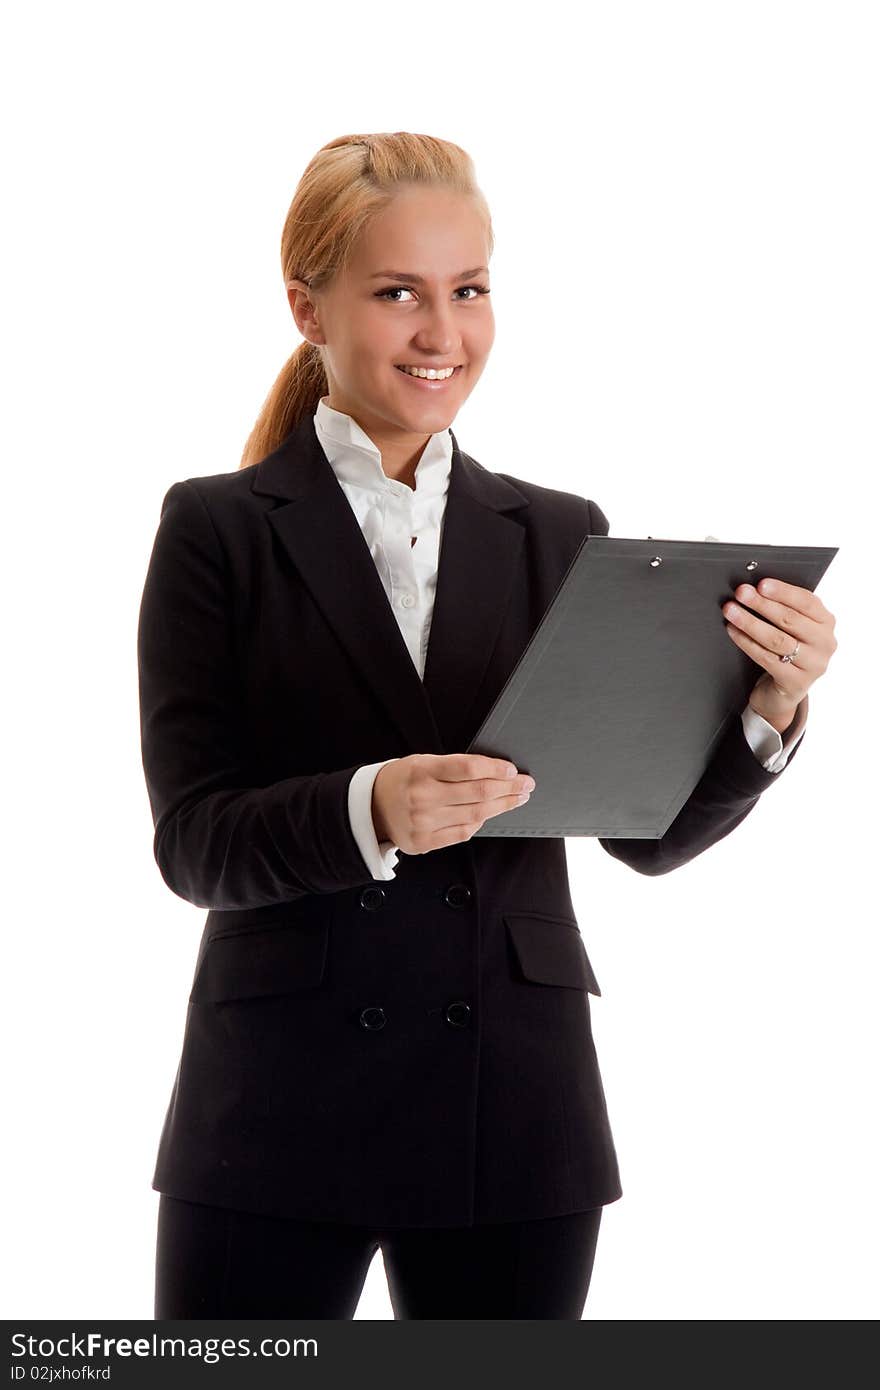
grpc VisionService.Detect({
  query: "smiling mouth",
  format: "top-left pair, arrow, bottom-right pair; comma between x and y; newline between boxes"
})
394,364 -> 463,379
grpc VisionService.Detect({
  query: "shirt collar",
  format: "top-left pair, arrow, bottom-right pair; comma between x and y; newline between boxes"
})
313,395 -> 452,500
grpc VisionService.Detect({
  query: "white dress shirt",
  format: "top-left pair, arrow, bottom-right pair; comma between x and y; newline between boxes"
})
312,395 -> 809,882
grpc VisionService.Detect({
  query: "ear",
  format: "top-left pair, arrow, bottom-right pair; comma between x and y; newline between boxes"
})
286,278 -> 324,345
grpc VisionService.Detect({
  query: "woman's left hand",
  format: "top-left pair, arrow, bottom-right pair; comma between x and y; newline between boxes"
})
722,577 -> 838,733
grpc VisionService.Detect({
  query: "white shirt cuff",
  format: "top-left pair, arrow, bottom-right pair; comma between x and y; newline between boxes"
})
348,759 -> 401,881
740,693 -> 809,773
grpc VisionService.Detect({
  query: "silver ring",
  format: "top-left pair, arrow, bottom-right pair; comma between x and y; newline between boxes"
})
779,640 -> 801,664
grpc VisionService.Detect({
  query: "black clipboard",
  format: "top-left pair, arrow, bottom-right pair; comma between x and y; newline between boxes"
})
466,535 -> 837,838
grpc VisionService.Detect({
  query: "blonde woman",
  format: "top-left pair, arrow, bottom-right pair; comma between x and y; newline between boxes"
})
138,132 -> 835,1319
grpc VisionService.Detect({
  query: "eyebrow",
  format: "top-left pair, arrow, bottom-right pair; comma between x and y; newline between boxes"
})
368,266 -> 489,282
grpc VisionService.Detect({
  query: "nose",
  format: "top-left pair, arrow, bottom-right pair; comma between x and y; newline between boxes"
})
411,303 -> 462,356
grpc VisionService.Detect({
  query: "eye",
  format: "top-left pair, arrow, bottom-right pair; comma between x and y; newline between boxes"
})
375,284 -> 491,302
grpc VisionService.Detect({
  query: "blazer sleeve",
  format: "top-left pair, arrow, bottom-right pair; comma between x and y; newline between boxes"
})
584,498 -> 808,878
137,479 -> 376,911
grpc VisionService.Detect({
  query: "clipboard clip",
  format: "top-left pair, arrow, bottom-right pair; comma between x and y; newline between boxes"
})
645,538 -> 760,572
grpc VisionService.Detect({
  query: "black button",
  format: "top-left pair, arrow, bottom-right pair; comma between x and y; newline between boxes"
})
444,1001 -> 471,1028
359,886 -> 387,911
443,884 -> 472,909
359,1006 -> 387,1031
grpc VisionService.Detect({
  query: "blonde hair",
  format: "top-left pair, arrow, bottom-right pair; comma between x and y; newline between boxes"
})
239,132 -> 494,470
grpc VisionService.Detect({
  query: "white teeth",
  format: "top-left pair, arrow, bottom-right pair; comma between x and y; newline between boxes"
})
397,365 -> 457,379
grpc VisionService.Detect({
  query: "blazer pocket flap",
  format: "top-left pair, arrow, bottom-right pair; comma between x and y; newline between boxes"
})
189,921 -> 329,1004
505,913 -> 602,995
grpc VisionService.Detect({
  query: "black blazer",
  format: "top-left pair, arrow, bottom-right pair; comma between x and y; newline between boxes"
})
137,412 -> 806,1228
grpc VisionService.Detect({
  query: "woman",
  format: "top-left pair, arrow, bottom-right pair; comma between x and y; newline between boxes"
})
138,132 -> 836,1319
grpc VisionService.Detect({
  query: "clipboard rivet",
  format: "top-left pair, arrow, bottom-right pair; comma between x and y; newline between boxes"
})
650,556 -> 662,567
746,560 -> 758,570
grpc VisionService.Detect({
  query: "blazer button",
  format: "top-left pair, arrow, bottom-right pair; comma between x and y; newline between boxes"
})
443,884 -> 472,909
444,1001 -> 471,1028
359,1006 -> 387,1031
359,886 -> 387,912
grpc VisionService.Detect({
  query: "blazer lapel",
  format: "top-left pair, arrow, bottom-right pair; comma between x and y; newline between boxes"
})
250,413 -> 530,755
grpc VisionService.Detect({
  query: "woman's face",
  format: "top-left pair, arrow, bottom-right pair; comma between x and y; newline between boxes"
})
288,185 -> 494,449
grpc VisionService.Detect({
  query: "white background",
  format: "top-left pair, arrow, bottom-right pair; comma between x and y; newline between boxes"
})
3,0 -> 876,1320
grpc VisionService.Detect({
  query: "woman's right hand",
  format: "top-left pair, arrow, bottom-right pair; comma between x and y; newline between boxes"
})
371,754 -> 536,855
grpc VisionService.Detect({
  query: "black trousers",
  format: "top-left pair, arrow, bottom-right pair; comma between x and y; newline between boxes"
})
155,1194 -> 604,1319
